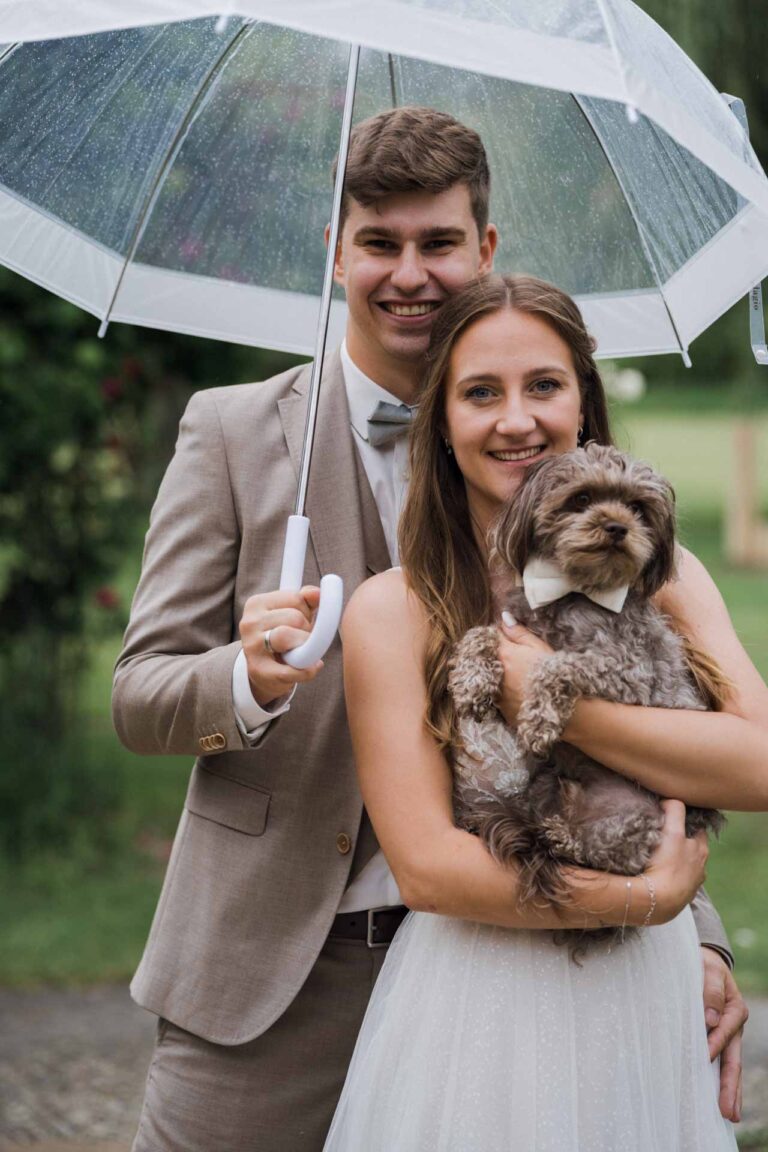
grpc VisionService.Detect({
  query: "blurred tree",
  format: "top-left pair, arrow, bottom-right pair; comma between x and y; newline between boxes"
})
639,0 -> 766,168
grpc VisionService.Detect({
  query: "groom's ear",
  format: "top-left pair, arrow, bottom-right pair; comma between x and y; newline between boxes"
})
479,223 -> 498,274
325,223 -> 345,286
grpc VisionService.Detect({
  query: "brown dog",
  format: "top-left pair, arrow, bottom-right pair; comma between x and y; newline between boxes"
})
448,444 -> 724,956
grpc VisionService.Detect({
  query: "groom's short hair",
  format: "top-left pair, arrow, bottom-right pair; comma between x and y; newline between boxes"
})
335,106 -> 491,236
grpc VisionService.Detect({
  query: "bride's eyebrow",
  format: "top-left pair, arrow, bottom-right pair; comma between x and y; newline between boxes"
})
456,373 -> 501,387
523,365 -> 570,378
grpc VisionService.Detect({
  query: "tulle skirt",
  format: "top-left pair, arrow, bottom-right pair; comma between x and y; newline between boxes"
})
323,907 -> 736,1152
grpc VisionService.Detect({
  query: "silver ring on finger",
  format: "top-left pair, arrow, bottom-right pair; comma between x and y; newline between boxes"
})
263,628 -> 275,656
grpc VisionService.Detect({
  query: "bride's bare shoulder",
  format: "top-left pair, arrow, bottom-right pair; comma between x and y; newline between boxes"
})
342,568 -> 428,645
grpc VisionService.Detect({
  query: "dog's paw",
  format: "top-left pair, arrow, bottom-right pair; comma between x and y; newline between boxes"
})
448,626 -> 504,719
685,806 -> 726,839
516,698 -> 565,759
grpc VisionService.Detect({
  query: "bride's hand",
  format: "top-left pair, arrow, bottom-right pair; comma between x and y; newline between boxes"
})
641,799 -> 709,924
496,614 -> 554,726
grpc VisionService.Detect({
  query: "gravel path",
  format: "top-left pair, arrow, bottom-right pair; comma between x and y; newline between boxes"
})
1,986 -> 766,1149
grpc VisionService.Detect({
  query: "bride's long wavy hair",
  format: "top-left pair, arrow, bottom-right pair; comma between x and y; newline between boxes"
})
398,275 -> 614,750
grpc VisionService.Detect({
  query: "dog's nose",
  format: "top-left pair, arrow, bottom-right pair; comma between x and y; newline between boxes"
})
603,521 -> 628,542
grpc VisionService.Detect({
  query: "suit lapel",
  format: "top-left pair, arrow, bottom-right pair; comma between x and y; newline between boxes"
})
352,439 -> 391,577
277,350 -> 390,604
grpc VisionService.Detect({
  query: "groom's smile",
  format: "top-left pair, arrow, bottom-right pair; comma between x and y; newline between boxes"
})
331,184 -> 497,398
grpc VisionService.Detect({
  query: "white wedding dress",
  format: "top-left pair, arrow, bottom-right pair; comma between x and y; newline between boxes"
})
323,717 -> 737,1152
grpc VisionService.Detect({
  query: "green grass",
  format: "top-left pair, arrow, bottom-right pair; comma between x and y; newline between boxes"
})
0,636 -> 193,986
0,846 -> 166,985
619,411 -> 768,994
614,410 -> 768,519
1,407 -> 767,988
739,1131 -> 768,1152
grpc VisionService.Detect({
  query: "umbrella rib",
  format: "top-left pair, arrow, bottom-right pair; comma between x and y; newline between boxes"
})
0,43 -> 20,69
593,0 -> 638,122
97,18 -> 256,339
571,92 -> 692,365
387,53 -> 399,107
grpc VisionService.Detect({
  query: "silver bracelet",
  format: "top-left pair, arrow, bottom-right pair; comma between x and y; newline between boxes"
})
640,874 -> 657,928
620,878 -> 632,942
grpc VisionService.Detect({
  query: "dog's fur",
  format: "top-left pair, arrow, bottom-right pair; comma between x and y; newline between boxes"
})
448,443 -> 725,956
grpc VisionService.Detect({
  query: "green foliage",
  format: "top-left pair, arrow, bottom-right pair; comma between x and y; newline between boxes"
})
0,269 -> 301,856
638,0 -> 767,170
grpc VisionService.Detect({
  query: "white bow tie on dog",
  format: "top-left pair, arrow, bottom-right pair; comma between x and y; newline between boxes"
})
520,557 -> 629,613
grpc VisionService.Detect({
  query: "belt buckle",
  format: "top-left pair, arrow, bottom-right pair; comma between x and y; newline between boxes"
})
366,906 -> 391,949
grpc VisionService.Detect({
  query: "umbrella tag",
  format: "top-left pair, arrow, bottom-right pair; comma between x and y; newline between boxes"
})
749,282 -> 768,366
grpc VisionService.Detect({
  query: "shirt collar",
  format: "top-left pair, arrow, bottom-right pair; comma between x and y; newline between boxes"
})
340,340 -> 415,443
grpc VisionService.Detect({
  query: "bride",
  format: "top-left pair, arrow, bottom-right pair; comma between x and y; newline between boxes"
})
324,276 -> 768,1150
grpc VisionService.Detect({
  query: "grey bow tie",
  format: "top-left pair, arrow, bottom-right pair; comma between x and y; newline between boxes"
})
366,400 -> 415,448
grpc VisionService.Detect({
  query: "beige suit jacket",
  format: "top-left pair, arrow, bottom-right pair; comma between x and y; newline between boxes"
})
114,350 -> 731,1047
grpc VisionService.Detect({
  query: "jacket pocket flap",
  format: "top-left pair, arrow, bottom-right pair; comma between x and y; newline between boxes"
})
186,767 -> 270,836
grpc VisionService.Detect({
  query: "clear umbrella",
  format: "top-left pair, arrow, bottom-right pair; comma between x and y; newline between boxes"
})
0,3 -> 767,662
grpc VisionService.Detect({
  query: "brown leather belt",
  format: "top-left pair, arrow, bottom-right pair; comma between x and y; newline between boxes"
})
330,905 -> 409,949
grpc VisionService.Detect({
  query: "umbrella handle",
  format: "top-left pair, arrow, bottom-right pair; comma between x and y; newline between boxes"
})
279,515 -> 343,669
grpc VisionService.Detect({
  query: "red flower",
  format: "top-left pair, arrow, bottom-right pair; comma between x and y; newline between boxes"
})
121,356 -> 143,380
100,376 -> 123,401
95,586 -> 120,610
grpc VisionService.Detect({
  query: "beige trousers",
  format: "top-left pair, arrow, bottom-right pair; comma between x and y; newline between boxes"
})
131,934 -> 389,1152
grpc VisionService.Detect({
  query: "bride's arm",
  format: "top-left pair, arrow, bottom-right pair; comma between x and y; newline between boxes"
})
342,568 -> 707,930
498,548 -> 768,811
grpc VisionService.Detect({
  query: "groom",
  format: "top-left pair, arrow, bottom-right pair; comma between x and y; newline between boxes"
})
114,106 -> 745,1150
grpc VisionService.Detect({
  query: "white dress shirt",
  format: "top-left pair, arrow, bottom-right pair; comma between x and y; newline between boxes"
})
231,341 -> 412,911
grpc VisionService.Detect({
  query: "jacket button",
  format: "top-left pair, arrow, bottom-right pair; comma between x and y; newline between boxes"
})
210,732 -> 226,750
199,735 -> 211,752
336,832 -> 352,855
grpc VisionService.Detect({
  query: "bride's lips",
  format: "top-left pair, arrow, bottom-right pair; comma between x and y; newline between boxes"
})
487,445 -> 547,466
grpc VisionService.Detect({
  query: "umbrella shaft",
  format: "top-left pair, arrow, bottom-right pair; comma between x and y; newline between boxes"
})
295,43 -> 361,517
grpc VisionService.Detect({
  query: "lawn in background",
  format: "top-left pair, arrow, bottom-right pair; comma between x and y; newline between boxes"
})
1,406 -> 767,989
616,409 -> 768,994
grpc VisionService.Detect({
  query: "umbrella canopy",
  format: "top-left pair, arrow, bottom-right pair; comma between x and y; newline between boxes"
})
0,2 -> 766,361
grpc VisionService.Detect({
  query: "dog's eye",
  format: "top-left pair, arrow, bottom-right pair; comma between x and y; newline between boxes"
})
573,492 -> 591,509
629,501 -> 645,518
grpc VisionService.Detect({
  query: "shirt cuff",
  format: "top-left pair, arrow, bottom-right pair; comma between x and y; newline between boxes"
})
232,648 -> 295,741
699,942 -> 735,971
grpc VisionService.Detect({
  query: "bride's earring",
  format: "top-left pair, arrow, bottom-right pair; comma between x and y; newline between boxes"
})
443,437 -> 453,455
577,424 -> 584,446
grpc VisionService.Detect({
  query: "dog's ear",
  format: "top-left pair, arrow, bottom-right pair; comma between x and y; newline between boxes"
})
490,464 -> 543,574
637,470 -> 678,597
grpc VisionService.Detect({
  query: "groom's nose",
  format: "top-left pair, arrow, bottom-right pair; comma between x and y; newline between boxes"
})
389,244 -> 429,293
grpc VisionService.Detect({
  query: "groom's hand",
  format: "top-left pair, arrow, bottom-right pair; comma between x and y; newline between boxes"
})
701,946 -> 747,1122
239,585 -> 324,706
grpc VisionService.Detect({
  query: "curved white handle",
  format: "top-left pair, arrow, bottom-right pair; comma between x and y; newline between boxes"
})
279,515 -> 343,669
282,573 -> 344,669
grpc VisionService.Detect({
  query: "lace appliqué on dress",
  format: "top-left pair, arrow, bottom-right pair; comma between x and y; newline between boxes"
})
453,713 -> 529,827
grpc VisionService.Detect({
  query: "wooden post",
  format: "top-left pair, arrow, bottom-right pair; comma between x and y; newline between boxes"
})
725,419 -> 768,567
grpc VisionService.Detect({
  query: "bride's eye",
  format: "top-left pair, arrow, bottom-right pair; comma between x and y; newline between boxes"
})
466,385 -> 494,400
531,378 -> 561,394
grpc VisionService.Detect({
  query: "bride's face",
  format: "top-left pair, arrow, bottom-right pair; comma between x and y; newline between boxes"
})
443,307 -> 583,535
